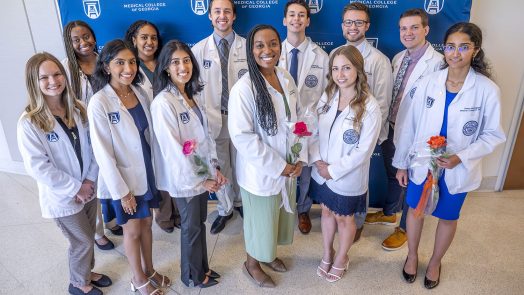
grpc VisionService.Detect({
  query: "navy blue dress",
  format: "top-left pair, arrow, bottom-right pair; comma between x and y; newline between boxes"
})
101,102 -> 160,225
406,91 -> 468,220
309,110 -> 367,216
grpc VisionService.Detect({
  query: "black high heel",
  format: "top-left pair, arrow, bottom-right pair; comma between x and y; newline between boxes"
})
402,257 -> 417,283
424,264 -> 441,289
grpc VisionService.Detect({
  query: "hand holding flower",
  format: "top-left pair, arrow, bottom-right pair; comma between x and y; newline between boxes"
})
203,179 -> 219,193
436,154 -> 461,169
290,162 -> 303,178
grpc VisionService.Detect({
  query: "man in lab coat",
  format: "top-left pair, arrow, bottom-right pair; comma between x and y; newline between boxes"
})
331,2 -> 393,242
192,0 -> 247,234
364,8 -> 443,251
279,0 -> 329,234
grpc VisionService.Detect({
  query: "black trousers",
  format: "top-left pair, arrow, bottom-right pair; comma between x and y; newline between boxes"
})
174,192 -> 209,287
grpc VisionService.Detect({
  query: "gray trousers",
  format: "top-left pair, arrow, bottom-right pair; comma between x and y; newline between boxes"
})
215,114 -> 242,216
154,190 -> 181,229
174,193 -> 209,287
55,198 -> 97,286
297,166 -> 313,214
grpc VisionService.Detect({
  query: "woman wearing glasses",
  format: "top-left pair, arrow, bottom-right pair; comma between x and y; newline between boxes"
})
393,22 -> 505,289
309,45 -> 381,283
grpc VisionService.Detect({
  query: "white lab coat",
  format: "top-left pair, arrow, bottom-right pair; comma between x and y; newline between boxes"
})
392,44 -> 443,144
151,87 -> 218,198
88,84 -> 163,200
228,67 -> 307,200
137,66 -> 154,102
393,68 -> 506,194
17,109 -> 98,218
192,33 -> 248,139
62,57 -> 94,104
331,40 -> 393,144
279,37 -> 330,112
309,90 -> 382,196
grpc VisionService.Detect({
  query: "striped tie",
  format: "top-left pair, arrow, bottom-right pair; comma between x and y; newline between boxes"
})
219,38 -> 230,112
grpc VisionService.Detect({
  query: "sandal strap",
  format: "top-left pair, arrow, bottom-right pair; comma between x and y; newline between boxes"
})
320,259 -> 332,265
136,280 -> 151,290
147,271 -> 158,280
330,265 -> 346,271
150,288 -> 163,295
326,272 -> 342,280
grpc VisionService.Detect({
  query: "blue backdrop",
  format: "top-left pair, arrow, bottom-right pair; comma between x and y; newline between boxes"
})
57,0 -> 471,207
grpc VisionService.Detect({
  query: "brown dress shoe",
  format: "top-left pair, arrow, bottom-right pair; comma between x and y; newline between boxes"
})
353,226 -> 363,243
298,213 -> 312,234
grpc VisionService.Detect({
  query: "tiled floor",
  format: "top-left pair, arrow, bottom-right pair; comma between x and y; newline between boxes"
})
0,171 -> 522,294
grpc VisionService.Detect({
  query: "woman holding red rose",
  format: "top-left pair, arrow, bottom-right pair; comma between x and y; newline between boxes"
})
228,25 -> 306,288
150,40 -> 226,288
393,23 -> 505,289
309,45 -> 382,282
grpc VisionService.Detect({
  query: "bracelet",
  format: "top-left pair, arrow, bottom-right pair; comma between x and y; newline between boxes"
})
122,194 -> 134,204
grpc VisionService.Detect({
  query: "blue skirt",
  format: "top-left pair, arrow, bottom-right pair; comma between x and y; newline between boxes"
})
310,180 -> 366,217
100,190 -> 160,225
406,175 -> 467,220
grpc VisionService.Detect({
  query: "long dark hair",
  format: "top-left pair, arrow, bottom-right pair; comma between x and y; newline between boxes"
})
246,24 -> 282,136
124,20 -> 163,59
63,20 -> 97,100
91,39 -> 143,93
441,22 -> 492,79
153,40 -> 203,98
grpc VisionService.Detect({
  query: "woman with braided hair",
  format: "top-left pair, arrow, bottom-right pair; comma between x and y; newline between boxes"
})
61,20 -> 121,250
228,24 -> 306,288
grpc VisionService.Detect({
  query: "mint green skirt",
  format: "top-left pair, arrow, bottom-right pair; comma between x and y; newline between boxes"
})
240,182 -> 296,263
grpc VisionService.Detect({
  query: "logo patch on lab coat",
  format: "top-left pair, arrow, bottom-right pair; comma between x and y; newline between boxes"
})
462,120 -> 478,136
203,59 -> 212,69
46,132 -> 59,142
343,129 -> 359,144
108,112 -> 120,124
305,75 -> 318,88
238,69 -> 248,79
180,112 -> 190,124
409,87 -> 417,98
426,96 -> 435,108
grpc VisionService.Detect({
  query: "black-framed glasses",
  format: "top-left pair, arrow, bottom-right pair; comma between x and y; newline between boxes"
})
342,19 -> 368,27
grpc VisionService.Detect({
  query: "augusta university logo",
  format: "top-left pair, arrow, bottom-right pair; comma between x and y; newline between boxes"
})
425,0 -> 445,15
83,0 -> 101,19
191,0 -> 209,15
308,0 -> 323,14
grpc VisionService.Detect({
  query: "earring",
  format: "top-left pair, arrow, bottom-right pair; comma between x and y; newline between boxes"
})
167,71 -> 170,77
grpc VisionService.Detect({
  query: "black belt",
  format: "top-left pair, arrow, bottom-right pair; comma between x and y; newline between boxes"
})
221,110 -> 228,115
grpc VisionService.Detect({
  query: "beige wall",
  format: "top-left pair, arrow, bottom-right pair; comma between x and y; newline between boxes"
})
470,0 -> 524,189
1,1 -> 523,190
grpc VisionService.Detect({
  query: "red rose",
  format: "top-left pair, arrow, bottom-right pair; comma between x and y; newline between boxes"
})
293,121 -> 312,137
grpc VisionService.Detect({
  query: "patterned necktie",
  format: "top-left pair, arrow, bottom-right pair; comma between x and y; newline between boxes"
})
290,48 -> 299,84
388,54 -> 411,122
218,38 -> 230,112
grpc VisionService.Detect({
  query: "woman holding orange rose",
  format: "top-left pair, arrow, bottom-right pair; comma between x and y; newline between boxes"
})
393,23 -> 505,289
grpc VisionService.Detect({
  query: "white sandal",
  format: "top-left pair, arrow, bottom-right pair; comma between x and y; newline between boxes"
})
131,280 -> 163,295
317,259 -> 332,278
147,271 -> 171,288
325,260 -> 349,283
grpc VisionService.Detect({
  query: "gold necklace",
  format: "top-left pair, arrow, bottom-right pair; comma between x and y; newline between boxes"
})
446,79 -> 464,87
117,89 -> 132,100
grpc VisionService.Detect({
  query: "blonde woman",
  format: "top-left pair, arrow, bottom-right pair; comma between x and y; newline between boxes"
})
17,52 -> 111,295
309,45 -> 381,282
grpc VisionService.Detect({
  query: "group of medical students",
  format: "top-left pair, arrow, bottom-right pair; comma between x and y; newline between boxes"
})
16,0 -> 506,294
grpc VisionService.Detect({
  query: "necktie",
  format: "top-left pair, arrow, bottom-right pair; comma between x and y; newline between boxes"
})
388,54 -> 411,123
290,48 -> 299,84
218,38 -> 230,112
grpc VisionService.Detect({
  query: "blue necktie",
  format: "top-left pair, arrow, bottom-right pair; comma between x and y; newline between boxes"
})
290,48 -> 299,84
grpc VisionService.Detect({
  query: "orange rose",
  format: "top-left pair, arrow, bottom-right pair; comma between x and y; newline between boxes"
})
427,135 -> 447,149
